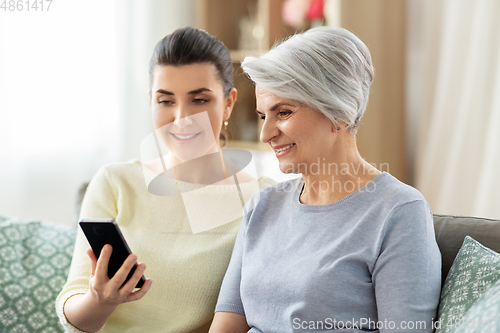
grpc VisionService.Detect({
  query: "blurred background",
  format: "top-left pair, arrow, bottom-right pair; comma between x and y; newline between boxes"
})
0,0 -> 499,225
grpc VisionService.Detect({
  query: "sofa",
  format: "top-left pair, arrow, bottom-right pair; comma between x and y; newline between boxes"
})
434,214 -> 500,284
433,214 -> 500,333
0,213 -> 499,332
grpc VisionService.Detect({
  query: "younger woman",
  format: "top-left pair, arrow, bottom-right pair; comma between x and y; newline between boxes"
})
56,27 -> 273,333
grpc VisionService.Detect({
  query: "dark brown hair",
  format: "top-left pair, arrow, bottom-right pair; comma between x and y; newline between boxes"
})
149,27 -> 233,96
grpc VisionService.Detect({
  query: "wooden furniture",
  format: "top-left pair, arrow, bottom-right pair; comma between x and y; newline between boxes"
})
340,0 -> 408,183
196,0 -> 294,149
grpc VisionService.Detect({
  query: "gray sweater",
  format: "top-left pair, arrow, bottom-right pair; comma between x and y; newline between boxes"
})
215,172 -> 441,332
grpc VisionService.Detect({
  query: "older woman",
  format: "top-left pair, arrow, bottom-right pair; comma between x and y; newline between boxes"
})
210,27 -> 441,332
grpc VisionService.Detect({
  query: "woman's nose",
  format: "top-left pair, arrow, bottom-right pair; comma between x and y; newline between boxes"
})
260,118 -> 279,144
173,108 -> 194,128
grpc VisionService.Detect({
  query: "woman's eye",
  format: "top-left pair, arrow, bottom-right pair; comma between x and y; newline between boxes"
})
159,100 -> 173,106
193,98 -> 208,104
260,115 -> 266,120
278,111 -> 292,117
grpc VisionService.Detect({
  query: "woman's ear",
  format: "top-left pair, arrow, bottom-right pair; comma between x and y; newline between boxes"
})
224,88 -> 237,120
332,120 -> 347,133
148,89 -> 152,106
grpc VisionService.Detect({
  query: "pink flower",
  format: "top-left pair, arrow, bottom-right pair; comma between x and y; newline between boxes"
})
282,0 -> 310,28
306,0 -> 325,21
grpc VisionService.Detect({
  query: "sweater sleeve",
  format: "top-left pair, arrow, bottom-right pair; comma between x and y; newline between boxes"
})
214,204 -> 255,315
55,166 -> 118,333
373,200 -> 442,332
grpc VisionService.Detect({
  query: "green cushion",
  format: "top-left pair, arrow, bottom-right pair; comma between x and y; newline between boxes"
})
451,277 -> 500,333
0,216 -> 76,333
436,236 -> 500,333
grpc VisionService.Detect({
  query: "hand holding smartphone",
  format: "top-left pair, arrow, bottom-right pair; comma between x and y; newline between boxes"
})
79,218 -> 146,288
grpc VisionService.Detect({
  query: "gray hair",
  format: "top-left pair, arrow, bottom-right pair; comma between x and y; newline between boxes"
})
241,27 -> 374,133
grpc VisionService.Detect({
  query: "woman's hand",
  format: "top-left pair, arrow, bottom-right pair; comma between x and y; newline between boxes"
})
87,244 -> 152,305
63,245 -> 152,332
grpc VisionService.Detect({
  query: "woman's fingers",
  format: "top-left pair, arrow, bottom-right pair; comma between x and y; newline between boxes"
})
88,245 -> 149,305
108,253 -> 138,289
126,278 -> 153,302
95,244 -> 112,282
86,248 -> 97,276
120,262 -> 147,294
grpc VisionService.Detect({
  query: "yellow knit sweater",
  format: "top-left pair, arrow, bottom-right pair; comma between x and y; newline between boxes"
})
56,159 -> 274,333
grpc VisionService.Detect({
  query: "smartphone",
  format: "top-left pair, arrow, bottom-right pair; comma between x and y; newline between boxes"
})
79,218 -> 146,288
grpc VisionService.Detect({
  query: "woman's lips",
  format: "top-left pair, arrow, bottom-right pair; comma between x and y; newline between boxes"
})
273,143 -> 296,157
170,132 -> 202,144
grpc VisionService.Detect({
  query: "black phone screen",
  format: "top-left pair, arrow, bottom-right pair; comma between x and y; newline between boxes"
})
79,218 -> 145,288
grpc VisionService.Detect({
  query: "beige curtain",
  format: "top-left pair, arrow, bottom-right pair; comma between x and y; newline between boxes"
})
408,0 -> 500,219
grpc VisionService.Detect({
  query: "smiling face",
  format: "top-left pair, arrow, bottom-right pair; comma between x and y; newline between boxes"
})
151,63 -> 236,163
256,86 -> 338,174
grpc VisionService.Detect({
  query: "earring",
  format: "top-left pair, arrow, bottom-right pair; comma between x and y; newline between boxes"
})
224,120 -> 228,130
336,126 -> 340,131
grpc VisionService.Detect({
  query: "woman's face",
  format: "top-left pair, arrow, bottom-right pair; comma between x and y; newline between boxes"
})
256,86 -> 337,174
151,63 -> 236,162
